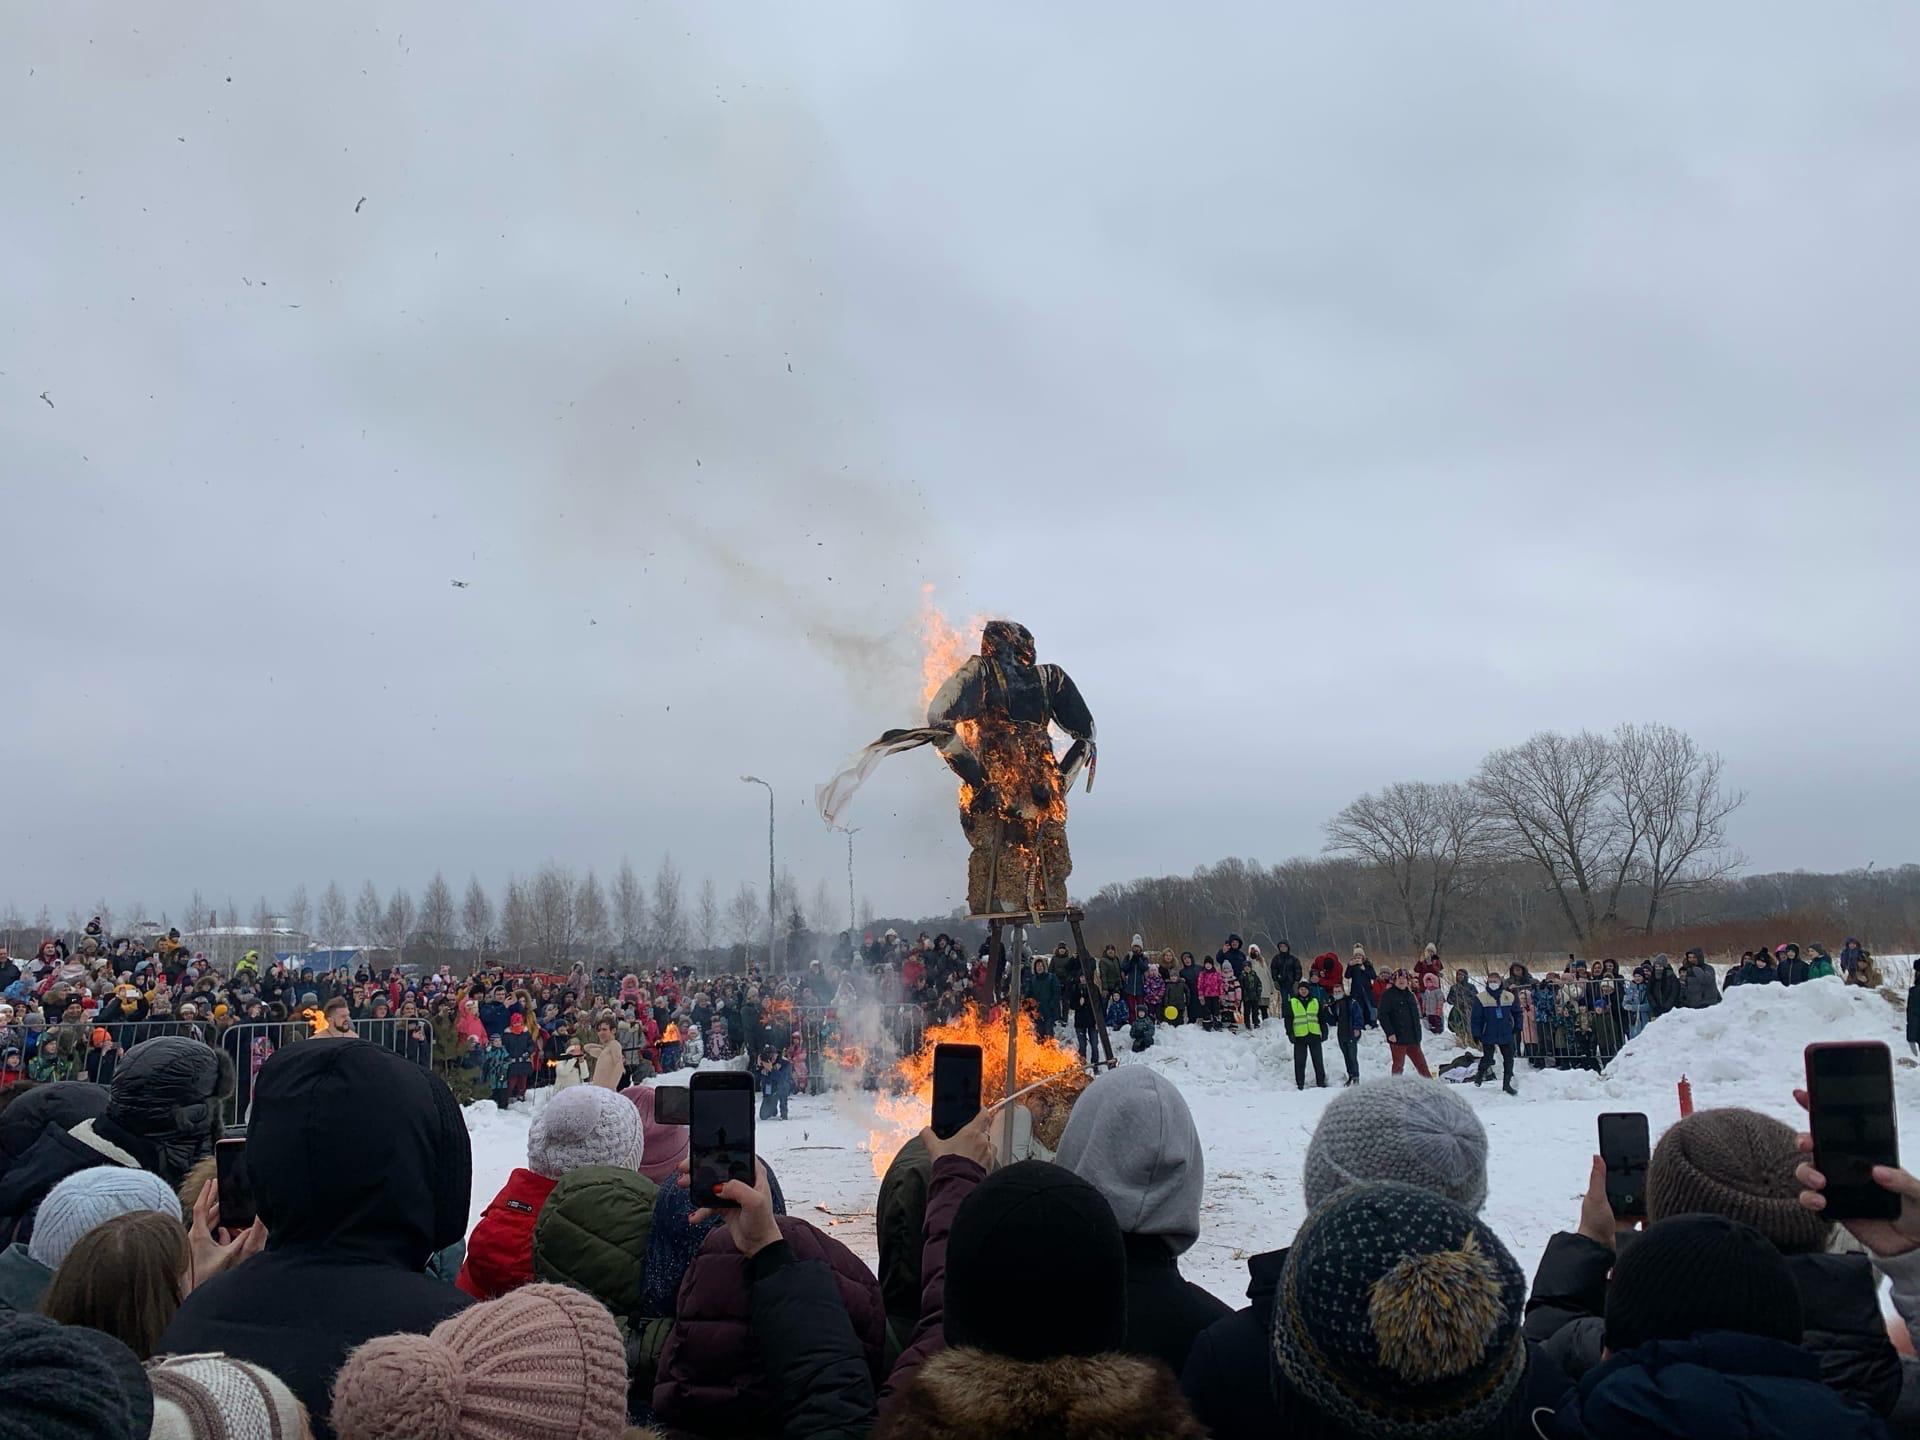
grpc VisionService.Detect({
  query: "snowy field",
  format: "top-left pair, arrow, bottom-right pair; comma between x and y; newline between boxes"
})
464,970 -> 1920,1306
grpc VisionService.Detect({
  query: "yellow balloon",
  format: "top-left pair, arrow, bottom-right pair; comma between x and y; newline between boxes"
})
1163,1005 -> 1179,1021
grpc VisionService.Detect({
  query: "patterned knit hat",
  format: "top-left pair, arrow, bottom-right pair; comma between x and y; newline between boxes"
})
330,1283 -> 628,1440
28,1165 -> 182,1269
148,1354 -> 308,1440
1272,1182 -> 1527,1440
526,1085 -> 644,1180
1303,1077 -> 1490,1213
1648,1108 -> 1829,1254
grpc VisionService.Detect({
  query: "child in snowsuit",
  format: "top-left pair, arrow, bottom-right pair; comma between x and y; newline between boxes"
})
1420,971 -> 1446,1034
483,1034 -> 512,1110
1196,959 -> 1225,1031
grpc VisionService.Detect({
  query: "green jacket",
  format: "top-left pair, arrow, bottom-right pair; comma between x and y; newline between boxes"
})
532,1165 -> 666,1413
876,1133 -> 933,1336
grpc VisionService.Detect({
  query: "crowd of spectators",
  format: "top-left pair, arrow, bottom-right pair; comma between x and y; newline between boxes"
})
1,1010 -> 1915,1438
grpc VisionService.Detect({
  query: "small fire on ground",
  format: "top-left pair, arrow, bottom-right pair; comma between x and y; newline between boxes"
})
855,1004 -> 1089,1179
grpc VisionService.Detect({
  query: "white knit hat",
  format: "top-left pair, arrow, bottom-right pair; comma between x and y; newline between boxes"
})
147,1353 -> 308,1440
28,1165 -> 181,1269
527,1085 -> 644,1180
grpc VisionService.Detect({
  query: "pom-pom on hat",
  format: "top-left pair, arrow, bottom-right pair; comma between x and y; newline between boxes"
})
526,1085 -> 643,1181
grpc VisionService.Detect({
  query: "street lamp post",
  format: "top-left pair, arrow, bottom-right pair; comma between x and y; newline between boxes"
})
741,776 -> 776,974
838,826 -> 860,959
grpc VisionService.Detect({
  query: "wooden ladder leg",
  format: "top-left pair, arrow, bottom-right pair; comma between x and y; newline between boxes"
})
1069,913 -> 1117,1069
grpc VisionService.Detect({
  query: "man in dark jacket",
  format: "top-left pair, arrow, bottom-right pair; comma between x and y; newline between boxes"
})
1472,976 -> 1519,1095
1120,939 -> 1150,1020
1525,1107 -> 1901,1419
1055,1067 -> 1229,1375
1215,934 -> 1247,985
1026,955 -> 1061,1041
1378,971 -> 1431,1077
1646,955 -> 1682,1017
1545,1213 -> 1886,1440
1268,941 -> 1302,995
157,1039 -> 473,1439
1677,949 -> 1721,1009
0,1037 -> 230,1243
1776,943 -> 1811,986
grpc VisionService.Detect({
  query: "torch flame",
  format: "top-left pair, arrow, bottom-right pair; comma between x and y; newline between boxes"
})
918,585 -> 981,710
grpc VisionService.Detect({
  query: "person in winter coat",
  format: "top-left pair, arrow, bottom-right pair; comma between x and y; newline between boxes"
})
1839,938 -> 1868,981
528,1164 -> 665,1421
1180,1078 -> 1493,1440
1285,981 -> 1329,1090
1345,946 -> 1378,1028
1621,969 -> 1649,1039
1524,1106 -> 1901,1420
1807,945 -> 1837,981
1646,954 -> 1681,1017
1026,956 -> 1061,1041
1308,950 -> 1344,996
1543,1214 -> 1886,1440
158,1039 -> 473,1440
456,1083 -> 643,1300
1120,938 -> 1151,1020
1152,964 -> 1178,1024
0,1036 -> 231,1245
0,1165 -> 181,1316
1775,942 -> 1811,986
332,1282 -> 630,1440
1195,958 -> 1226,1031
1677,948 -> 1721,1008
501,1014 -> 534,1101
1239,945 -> 1266,1028
1055,1067 -> 1230,1375
1379,970 -> 1432,1077
1446,968 -> 1477,1046
1097,944 -> 1123,1000
1414,942 -> 1444,985
1269,941 -> 1302,996
1472,975 -> 1519,1094
1326,980 -> 1363,1085
652,1163 -> 887,1437
1418,969 -> 1446,1034
880,1128 -> 1208,1439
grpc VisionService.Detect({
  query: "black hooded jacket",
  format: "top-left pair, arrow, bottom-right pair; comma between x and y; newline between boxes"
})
158,1039 -> 473,1440
0,1080 -> 106,1181
1179,1248 -> 1286,1440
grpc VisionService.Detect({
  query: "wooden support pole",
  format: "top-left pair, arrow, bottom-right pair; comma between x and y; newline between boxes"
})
1002,921 -> 1024,1161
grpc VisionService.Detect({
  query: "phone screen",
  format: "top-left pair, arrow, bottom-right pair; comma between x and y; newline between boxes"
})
1808,1042 -> 1900,1220
1597,1112 -> 1650,1219
689,1073 -> 755,1207
931,1043 -> 983,1140
216,1137 -> 255,1232
654,1084 -> 691,1126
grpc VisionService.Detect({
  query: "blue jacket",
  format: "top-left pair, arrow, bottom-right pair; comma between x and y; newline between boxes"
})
1120,954 -> 1150,998
1546,1332 -> 1888,1440
1472,991 -> 1518,1047
477,1000 -> 509,1035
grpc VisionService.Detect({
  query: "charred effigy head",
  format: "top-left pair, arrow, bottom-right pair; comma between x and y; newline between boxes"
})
981,619 -> 1036,666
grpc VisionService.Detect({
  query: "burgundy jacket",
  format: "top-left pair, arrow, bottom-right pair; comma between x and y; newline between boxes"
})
876,1154 -> 987,1422
653,1213 -> 887,1435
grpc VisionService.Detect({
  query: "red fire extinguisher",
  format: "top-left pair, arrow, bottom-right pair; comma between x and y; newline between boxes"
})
1677,1073 -> 1693,1118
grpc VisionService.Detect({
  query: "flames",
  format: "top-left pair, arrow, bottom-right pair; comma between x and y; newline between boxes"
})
307,1009 -> 329,1036
918,585 -> 979,709
862,1004 -> 1087,1178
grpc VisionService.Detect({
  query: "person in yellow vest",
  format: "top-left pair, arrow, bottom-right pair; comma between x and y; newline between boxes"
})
1286,981 -> 1329,1091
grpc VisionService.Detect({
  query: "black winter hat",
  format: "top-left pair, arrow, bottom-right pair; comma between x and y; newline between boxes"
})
943,1160 -> 1125,1360
1272,1181 -> 1527,1440
0,1311 -> 154,1440
1604,1213 -> 1804,1352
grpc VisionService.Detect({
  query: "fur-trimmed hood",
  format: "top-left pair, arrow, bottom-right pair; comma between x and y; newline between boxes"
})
878,1347 -> 1206,1440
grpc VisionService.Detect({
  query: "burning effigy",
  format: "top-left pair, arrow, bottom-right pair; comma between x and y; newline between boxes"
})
817,618 -> 1096,917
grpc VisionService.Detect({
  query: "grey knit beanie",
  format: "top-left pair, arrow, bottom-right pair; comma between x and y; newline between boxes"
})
1303,1076 -> 1489,1213
28,1165 -> 182,1269
527,1085 -> 644,1180
1648,1107 -> 1829,1254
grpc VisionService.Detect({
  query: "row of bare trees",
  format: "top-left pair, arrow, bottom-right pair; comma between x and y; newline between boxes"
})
1325,723 -> 1744,949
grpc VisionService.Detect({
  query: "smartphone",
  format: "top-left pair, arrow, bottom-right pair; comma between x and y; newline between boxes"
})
215,1136 -> 255,1232
654,1084 -> 691,1126
1597,1112 -> 1650,1219
1807,1041 -> 1900,1220
931,1043 -> 983,1140
689,1071 -> 755,1208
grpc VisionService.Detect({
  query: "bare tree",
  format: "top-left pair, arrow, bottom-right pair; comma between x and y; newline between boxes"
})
531,864 -> 578,965
650,856 -> 687,959
249,895 -> 274,930
696,877 -> 720,953
1617,722 -> 1746,930
612,857 -> 646,962
576,867 -> 611,958
501,875 -> 535,960
221,898 -> 239,928
808,877 -> 835,934
353,882 -> 383,944
382,887 -> 416,963
285,884 -> 311,940
417,872 -> 457,953
724,882 -> 763,949
316,883 -> 347,947
184,890 -> 209,932
461,875 -> 495,956
1473,730 -> 1634,945
1325,781 -> 1495,949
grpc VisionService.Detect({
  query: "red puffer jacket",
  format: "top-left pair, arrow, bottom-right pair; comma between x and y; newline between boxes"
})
653,1214 -> 888,1435
455,1167 -> 557,1299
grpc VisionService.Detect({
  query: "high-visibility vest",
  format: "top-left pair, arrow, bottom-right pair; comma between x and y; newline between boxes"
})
1288,996 -> 1323,1039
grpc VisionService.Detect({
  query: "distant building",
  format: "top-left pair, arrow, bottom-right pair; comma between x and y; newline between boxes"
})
180,918 -> 313,972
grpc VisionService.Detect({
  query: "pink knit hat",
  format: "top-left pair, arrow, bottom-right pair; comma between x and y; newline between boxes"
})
623,1083 -> 690,1184
330,1283 -> 627,1440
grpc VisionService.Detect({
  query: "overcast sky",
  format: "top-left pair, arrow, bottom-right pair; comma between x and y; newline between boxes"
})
4,3 -> 1916,926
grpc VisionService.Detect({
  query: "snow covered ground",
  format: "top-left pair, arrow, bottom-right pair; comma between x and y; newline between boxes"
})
463,969 -> 1920,1306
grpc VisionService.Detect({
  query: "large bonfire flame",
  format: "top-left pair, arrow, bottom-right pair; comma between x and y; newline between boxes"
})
859,1003 -> 1088,1179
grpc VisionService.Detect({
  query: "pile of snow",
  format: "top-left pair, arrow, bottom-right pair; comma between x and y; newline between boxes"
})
458,971 -> 1919,1306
